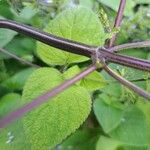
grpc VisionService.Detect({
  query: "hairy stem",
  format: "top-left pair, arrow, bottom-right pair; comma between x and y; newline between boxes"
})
0,48 -> 40,68
0,65 -> 96,129
108,41 -> 150,52
108,0 -> 126,47
103,64 -> 150,100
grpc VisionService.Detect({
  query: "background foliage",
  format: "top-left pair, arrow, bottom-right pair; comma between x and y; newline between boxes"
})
0,0 -> 150,150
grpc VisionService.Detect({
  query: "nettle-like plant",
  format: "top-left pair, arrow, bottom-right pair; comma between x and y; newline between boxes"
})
0,0 -> 150,149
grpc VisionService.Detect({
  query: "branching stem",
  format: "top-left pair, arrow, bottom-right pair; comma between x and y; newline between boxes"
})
0,20 -> 150,71
0,1 -> 150,129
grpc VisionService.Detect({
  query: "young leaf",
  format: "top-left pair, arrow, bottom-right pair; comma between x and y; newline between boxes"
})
21,67 -> 91,149
37,6 -> 105,65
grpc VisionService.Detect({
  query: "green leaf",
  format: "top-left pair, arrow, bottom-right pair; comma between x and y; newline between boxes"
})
123,145 -> 148,150
15,6 -> 37,23
0,93 -> 21,117
117,6 -> 150,43
133,0 -> 150,4
79,0 -> 95,9
96,136 -> 147,150
98,0 -> 135,17
96,136 -> 122,150
99,71 -> 122,97
0,93 -> 31,150
63,65 -> 81,80
94,96 -> 150,146
0,29 -> 17,48
0,16 -> 17,48
0,60 -> 8,83
110,105 -> 150,146
108,63 -> 150,81
64,65 -> 106,91
3,37 -> 35,58
136,99 -> 150,127
0,2 -> 13,19
120,49 -> 148,60
148,53 -> 150,60
60,128 -> 100,150
37,6 -> 105,65
94,97 -> 124,133
2,68 -> 35,90
0,86 -> 8,98
0,37 -> 35,60
21,67 -> 91,149
80,69 -> 107,91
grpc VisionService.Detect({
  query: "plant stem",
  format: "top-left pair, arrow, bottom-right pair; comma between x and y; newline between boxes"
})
99,48 -> 150,71
0,65 -> 96,129
103,64 -> 150,100
108,0 -> 126,47
0,19 -> 94,57
0,20 -> 149,71
108,41 -> 150,52
0,48 -> 40,68
109,77 -> 150,83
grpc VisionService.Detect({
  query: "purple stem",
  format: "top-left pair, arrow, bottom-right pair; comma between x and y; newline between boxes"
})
0,65 -> 96,129
108,41 -> 150,52
0,48 -> 40,68
0,19 -> 149,71
99,48 -> 150,71
103,64 -> 150,100
0,19 -> 93,57
108,0 -> 126,48
104,0 -> 150,100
